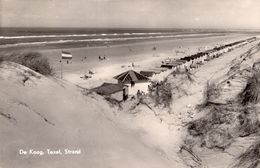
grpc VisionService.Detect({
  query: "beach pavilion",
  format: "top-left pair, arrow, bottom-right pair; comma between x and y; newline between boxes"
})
114,70 -> 150,95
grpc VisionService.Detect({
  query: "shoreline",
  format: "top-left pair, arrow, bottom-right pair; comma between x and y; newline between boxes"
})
0,32 -> 228,50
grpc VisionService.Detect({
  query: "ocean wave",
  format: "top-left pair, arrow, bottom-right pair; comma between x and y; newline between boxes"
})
0,32 -> 174,39
0,33 -> 219,48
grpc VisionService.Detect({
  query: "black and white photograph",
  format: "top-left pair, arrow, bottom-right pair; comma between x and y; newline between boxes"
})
0,0 -> 260,167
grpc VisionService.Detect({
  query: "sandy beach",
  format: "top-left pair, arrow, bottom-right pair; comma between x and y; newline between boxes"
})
34,33 -> 256,88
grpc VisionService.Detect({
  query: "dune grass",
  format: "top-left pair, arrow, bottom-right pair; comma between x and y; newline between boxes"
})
0,52 -> 54,76
189,68 -> 260,150
197,81 -> 221,110
170,70 -> 195,83
188,104 -> 260,149
239,72 -> 260,105
233,141 -> 260,168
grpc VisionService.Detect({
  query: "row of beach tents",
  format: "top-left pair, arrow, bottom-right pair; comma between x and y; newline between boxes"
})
159,37 -> 257,72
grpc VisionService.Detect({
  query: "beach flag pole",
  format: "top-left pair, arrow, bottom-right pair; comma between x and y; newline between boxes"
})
60,50 -> 63,79
60,50 -> 72,79
60,59 -> 63,79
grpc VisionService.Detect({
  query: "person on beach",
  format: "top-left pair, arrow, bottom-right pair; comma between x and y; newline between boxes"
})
137,90 -> 141,98
89,70 -> 95,75
185,65 -> 189,72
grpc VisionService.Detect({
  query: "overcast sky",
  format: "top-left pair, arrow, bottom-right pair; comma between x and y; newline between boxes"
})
1,0 -> 260,29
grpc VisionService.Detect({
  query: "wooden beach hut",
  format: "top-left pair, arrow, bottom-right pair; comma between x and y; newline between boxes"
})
91,83 -> 128,101
114,70 -> 150,95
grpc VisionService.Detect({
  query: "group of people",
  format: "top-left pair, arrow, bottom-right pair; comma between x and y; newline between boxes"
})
81,55 -> 109,62
81,70 -> 95,80
59,60 -> 72,64
98,56 -> 107,61
81,56 -> 87,62
137,90 -> 145,98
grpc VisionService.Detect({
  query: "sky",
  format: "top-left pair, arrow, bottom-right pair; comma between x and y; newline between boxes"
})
1,0 -> 260,29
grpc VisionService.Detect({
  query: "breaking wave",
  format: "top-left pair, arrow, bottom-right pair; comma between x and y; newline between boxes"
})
0,33 -> 220,48
0,32 -> 174,39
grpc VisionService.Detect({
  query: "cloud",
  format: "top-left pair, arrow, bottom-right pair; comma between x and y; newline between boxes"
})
1,0 -> 260,29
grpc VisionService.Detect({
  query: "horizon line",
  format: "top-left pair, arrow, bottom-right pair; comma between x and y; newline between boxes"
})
1,26 -> 260,31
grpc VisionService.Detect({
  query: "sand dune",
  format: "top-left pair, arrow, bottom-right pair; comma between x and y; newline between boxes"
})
0,61 -> 185,168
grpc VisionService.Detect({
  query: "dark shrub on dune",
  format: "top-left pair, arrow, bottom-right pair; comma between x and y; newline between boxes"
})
149,71 -> 195,109
0,52 -> 54,76
232,141 -> 260,168
239,73 -> 260,105
148,80 -> 172,108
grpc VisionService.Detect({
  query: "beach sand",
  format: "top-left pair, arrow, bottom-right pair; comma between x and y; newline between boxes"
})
13,33 -> 258,88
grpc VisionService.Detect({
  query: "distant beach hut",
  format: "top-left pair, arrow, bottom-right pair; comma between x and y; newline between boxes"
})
140,69 -> 160,77
114,70 -> 150,95
161,59 -> 186,71
91,83 -> 128,101
151,67 -> 168,72
140,71 -> 156,77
